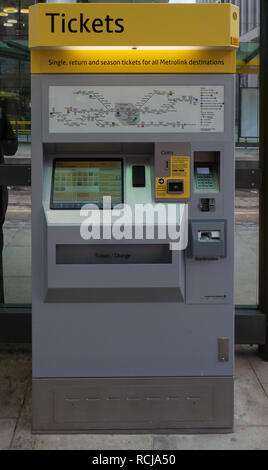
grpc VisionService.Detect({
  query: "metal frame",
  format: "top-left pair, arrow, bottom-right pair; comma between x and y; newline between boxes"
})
0,164 -> 31,186
258,0 -> 268,360
235,307 -> 266,346
0,305 -> 31,343
235,166 -> 262,190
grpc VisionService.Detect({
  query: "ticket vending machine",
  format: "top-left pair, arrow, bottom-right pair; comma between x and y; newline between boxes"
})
30,3 -> 239,432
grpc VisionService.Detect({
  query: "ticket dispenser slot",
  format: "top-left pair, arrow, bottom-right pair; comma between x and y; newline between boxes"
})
188,220 -> 226,259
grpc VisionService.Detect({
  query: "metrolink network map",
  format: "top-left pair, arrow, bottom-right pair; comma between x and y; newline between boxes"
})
49,85 -> 225,133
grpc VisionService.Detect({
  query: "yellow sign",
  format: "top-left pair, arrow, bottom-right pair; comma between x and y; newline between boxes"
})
29,3 -> 239,49
31,49 -> 236,74
155,156 -> 191,200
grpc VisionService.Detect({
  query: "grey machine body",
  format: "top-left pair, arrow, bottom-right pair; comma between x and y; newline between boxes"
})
31,74 -> 235,432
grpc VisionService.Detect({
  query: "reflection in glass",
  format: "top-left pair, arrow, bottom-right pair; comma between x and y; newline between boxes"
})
235,188 -> 259,306
3,187 -> 31,305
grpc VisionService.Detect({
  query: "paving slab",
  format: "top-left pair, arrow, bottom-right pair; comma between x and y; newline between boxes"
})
11,383 -> 34,450
247,355 -> 268,386
0,419 -> 16,450
235,346 -> 268,384
263,384 -> 268,398
235,346 -> 252,378
32,434 -> 154,451
234,348 -> 268,426
0,348 -> 31,419
153,426 -> 268,450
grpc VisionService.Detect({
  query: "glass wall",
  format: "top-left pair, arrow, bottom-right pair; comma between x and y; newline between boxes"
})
0,1 -> 33,305
198,1 -> 260,306
231,0 -> 260,306
0,2 -> 31,143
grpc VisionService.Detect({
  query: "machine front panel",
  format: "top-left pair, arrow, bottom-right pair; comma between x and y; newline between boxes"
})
32,74 -> 234,377
30,2 -> 236,431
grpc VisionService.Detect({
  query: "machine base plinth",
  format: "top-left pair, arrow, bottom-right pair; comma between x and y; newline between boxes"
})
32,377 -> 233,433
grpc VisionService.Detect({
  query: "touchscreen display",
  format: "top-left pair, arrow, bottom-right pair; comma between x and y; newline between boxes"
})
51,159 -> 123,209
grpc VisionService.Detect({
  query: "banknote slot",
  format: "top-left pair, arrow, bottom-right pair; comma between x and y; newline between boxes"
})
198,231 -> 221,242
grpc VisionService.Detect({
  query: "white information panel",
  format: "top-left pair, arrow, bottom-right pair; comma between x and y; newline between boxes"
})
49,85 -> 224,133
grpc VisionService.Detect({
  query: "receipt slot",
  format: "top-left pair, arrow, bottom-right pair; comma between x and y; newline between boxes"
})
30,3 -> 238,433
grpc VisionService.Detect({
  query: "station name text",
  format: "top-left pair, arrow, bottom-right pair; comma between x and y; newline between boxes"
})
45,13 -> 125,34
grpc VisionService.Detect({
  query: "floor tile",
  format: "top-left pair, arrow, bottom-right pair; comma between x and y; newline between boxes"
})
262,383 -> 268,396
234,360 -> 268,426
11,382 -> 34,450
235,346 -> 253,378
33,434 -> 154,451
153,427 -> 268,450
247,354 -> 268,385
0,349 -> 31,419
0,419 -> 16,450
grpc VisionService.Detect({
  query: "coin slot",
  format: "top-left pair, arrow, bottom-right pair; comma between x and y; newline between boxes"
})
167,180 -> 184,194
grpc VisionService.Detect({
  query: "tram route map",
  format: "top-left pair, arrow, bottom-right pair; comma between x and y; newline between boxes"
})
49,85 -> 224,133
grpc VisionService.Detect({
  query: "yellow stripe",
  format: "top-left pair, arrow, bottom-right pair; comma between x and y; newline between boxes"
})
7,209 -> 31,213
6,209 -> 259,215
235,211 -> 259,215
31,49 -> 236,74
